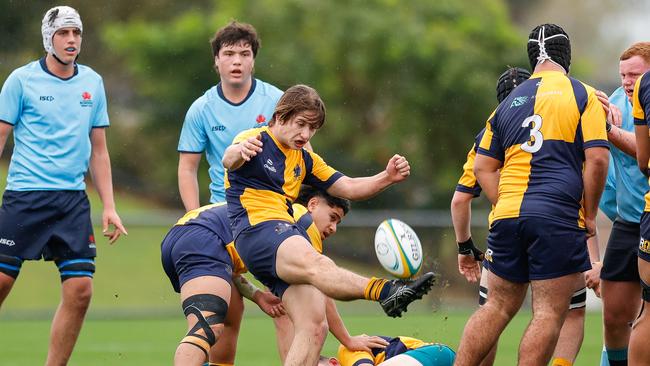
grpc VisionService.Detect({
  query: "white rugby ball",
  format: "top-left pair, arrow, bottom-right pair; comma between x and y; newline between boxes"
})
374,218 -> 423,279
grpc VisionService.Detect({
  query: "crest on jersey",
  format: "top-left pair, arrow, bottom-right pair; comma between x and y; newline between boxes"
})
80,91 -> 93,107
256,114 -> 266,124
293,164 -> 301,181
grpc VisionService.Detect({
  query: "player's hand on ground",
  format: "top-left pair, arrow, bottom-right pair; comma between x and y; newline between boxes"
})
253,290 -> 285,317
458,254 -> 481,283
385,154 -> 410,182
239,134 -> 263,161
585,261 -> 602,298
343,334 -> 389,353
102,209 -> 127,244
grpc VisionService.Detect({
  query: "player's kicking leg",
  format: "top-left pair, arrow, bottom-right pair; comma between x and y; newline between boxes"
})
629,258 -> 650,365
274,235 -> 436,317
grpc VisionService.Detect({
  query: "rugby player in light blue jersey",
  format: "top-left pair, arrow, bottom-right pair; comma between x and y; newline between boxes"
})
597,42 -> 650,366
0,5 -> 126,365
178,21 -> 283,210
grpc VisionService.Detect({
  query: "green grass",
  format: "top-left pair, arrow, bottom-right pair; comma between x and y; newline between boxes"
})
0,311 -> 604,365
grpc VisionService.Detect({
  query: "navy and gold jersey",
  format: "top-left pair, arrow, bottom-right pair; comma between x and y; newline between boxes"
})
633,72 -> 650,212
292,203 -> 323,253
225,126 -> 343,238
478,70 -> 608,228
174,203 -> 247,274
337,336 -> 430,365
455,128 -> 487,197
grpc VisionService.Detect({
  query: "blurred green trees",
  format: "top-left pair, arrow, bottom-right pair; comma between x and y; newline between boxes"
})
1,0 -> 527,208
103,0 -> 526,207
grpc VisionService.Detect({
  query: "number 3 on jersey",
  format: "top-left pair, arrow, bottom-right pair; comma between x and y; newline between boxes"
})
521,114 -> 543,153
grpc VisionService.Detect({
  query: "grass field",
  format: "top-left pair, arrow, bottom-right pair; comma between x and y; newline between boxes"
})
0,311 -> 604,365
0,174 -> 607,365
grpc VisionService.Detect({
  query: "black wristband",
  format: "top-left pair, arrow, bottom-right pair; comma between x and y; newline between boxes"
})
458,238 -> 474,255
605,121 -> 612,132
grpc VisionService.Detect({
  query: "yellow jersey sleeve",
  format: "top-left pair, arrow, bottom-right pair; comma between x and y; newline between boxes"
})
634,73 -> 650,125
304,150 -> 344,190
580,86 -> 608,146
291,203 -> 323,253
337,344 -> 375,366
225,242 -> 248,275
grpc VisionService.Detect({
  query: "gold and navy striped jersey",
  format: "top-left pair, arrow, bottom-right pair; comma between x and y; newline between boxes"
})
172,202 -> 322,274
337,336 -> 430,365
292,203 -> 323,253
456,128 -> 487,197
174,203 -> 246,275
225,126 -> 343,238
478,70 -> 608,228
632,72 -> 650,212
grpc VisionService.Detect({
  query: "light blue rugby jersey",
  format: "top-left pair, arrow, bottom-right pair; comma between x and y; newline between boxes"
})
598,87 -> 648,223
0,58 -> 109,191
178,78 -> 282,203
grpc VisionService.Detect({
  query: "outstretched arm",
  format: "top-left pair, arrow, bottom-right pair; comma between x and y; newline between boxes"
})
89,128 -> 127,244
325,297 -> 388,353
327,154 -> 409,200
232,274 -> 285,317
451,191 -> 482,283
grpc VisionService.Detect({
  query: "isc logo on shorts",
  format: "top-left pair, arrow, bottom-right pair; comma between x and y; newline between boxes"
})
0,238 -> 16,246
640,237 -> 650,254
485,248 -> 494,262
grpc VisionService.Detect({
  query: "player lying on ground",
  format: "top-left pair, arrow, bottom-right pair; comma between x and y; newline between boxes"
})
223,84 -> 436,366
321,335 -> 455,366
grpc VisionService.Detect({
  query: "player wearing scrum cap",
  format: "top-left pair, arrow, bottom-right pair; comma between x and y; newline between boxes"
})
0,5 -> 126,364
455,24 -> 608,365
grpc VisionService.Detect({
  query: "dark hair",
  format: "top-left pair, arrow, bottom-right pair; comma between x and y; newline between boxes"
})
296,185 -> 350,215
527,23 -> 571,73
495,67 -> 531,103
270,85 -> 326,129
621,42 -> 650,64
210,21 -> 260,57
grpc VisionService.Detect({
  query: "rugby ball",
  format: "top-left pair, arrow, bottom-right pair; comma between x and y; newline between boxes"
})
374,218 -> 423,278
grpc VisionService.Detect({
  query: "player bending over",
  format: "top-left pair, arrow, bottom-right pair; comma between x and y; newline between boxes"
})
161,203 -> 285,366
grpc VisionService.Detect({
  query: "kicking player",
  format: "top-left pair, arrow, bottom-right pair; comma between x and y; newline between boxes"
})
207,186 -> 387,365
452,66 -> 591,366
272,186 -> 389,364
223,85 -> 436,366
594,42 -> 650,366
0,6 -> 127,365
161,202 -> 285,366
631,63 -> 650,365
178,21 -> 283,211
456,24 -> 609,365
334,335 -> 455,366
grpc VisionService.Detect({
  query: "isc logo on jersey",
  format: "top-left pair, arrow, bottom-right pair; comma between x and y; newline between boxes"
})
374,218 -> 423,279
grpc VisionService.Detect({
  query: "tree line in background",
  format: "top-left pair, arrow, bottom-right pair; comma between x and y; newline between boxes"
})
1,0 -> 541,209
